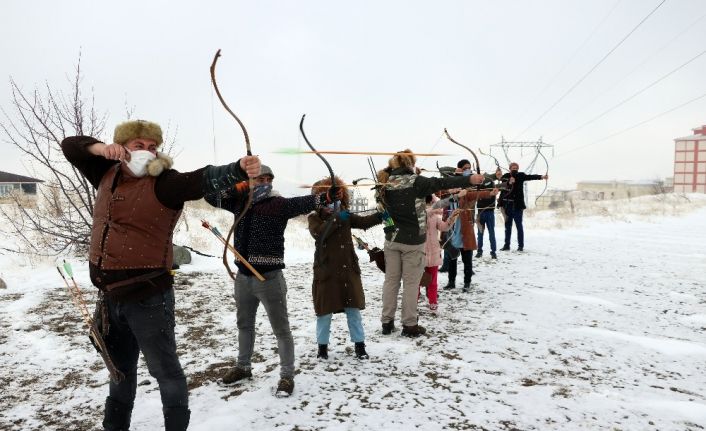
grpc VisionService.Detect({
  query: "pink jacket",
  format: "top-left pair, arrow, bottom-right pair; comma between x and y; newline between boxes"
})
424,207 -> 454,268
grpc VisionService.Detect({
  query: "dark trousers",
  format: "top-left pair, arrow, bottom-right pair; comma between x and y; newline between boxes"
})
476,210 -> 497,253
448,249 -> 473,284
104,288 -> 188,416
503,202 -> 525,248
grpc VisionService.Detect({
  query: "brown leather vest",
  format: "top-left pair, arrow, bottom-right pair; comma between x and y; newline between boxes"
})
89,165 -> 181,270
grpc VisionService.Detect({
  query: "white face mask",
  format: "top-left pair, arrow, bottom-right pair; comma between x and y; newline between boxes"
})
125,150 -> 157,177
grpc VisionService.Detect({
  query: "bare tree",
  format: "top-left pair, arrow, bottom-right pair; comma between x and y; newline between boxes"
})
0,56 -> 106,255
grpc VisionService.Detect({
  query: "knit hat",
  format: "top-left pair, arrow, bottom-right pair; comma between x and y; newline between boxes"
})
113,120 -> 163,147
259,165 -> 274,179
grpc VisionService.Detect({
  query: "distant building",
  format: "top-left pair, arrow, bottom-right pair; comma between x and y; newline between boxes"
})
536,180 -> 668,209
576,180 -> 666,201
0,171 -> 43,199
673,125 -> 706,193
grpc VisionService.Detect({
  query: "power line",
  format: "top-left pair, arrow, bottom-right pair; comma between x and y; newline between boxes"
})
514,0 -> 668,140
550,9 -> 706,133
510,0 -> 623,127
556,90 -> 706,158
551,48 -> 706,144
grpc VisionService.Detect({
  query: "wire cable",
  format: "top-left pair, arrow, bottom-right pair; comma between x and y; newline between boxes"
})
551,48 -> 706,144
556,90 -> 706,158
514,0 -> 668,140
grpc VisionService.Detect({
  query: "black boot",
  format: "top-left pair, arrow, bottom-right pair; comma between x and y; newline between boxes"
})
401,324 -> 427,338
462,282 -> 471,293
382,321 -> 395,335
317,344 -> 328,360
500,244 -> 510,251
442,281 -> 455,290
103,397 -> 133,431
354,342 -> 369,360
164,406 -> 190,431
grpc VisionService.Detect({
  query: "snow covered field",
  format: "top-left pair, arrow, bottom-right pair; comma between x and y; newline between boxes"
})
1,194 -> 705,430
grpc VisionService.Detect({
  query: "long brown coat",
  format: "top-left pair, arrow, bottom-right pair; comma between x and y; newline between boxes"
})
458,189 -> 493,250
308,210 -> 381,316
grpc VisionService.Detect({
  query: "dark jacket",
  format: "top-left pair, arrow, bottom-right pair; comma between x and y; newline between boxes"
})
308,210 -> 381,316
62,136 -> 249,301
379,168 -> 473,245
499,172 -> 543,210
476,175 -> 498,213
205,189 -> 327,276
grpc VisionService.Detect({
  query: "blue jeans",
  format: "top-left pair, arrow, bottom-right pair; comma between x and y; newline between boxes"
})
233,270 -> 295,378
476,210 -> 497,253
503,202 -> 524,248
104,288 -> 188,411
316,308 -> 365,344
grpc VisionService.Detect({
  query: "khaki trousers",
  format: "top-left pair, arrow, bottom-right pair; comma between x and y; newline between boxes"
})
381,240 -> 426,327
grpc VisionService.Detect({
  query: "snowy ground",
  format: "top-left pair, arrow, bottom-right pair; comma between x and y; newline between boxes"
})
1,194 -> 705,430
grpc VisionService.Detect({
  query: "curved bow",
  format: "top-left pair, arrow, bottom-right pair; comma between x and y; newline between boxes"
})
534,147 -> 549,207
299,114 -> 335,187
210,49 -> 257,281
299,114 -> 338,245
443,128 -> 480,175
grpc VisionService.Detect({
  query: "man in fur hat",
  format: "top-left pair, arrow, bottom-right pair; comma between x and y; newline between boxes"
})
376,150 -> 492,337
62,119 -> 260,431
205,165 -> 340,397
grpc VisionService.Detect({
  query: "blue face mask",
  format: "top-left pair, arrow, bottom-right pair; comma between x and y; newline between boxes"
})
462,169 -> 472,177
253,184 -> 272,203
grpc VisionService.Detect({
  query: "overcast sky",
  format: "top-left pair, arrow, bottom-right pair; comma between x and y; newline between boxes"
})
2,0 -> 705,196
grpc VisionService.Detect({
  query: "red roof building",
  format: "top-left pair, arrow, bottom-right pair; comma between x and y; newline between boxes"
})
673,125 -> 706,193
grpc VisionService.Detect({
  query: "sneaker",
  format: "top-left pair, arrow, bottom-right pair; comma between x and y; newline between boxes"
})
221,366 -> 252,385
442,282 -> 455,290
381,321 -> 395,335
354,342 -> 369,360
401,324 -> 427,338
500,245 -> 510,251
490,252 -> 497,259
517,246 -> 524,252
275,377 -> 295,398
462,283 -> 470,293
317,344 -> 328,360
475,251 -> 482,258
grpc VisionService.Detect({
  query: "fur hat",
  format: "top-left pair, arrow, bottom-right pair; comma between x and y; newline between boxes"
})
311,176 -> 350,209
388,149 -> 416,171
114,120 -> 163,147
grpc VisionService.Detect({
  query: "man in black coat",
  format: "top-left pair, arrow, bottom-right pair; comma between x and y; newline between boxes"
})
498,162 -> 548,251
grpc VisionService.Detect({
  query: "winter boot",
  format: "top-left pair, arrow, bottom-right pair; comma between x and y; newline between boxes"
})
517,246 -> 524,252
275,376 -> 295,397
221,366 -> 252,385
354,342 -> 369,360
442,281 -> 456,290
401,324 -> 427,338
490,252 -> 497,259
382,321 -> 395,335
462,282 -> 470,293
317,344 -> 328,360
475,251 -> 482,258
102,396 -> 133,431
500,244 -> 510,251
164,406 -> 190,431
